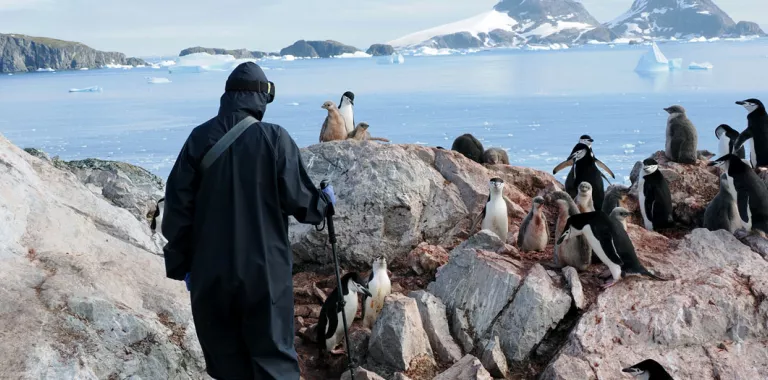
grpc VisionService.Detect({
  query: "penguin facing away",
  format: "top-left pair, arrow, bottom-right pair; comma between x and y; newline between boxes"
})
338,91 -> 355,135
638,158 -> 674,231
557,211 -> 667,289
471,178 -> 509,242
709,154 -> 768,233
622,359 -> 674,380
361,257 -> 391,329
482,147 -> 510,165
517,196 -> 548,252
602,184 -> 631,215
663,105 -> 698,164
552,142 -> 607,211
715,124 -> 746,160
575,181 -> 595,213
555,135 -> 616,194
733,98 -> 768,168
317,272 -> 371,355
547,191 -> 591,271
451,133 -> 485,164
703,173 -> 742,234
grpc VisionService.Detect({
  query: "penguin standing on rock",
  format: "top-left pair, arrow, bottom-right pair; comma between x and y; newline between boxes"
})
557,211 -> 667,289
556,135 -> 616,195
361,257 -> 391,329
517,196 -> 548,252
553,143 -> 608,211
715,124 -> 746,160
575,182 -> 595,213
610,207 -> 633,232
703,173 -> 742,233
317,272 -> 371,355
451,134 -> 484,163
471,178 -> 509,242
622,359 -> 674,379
548,191 -> 591,271
638,158 -> 674,231
733,98 -> 768,168
663,105 -> 698,164
338,91 -> 355,135
709,154 -> 768,233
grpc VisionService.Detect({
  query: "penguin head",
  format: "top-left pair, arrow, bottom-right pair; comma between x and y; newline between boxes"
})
715,124 -> 732,139
622,359 -> 670,378
663,105 -> 686,115
578,181 -> 592,194
340,91 -> 355,106
489,177 -> 505,192
372,256 -> 387,271
321,101 -> 336,110
736,98 -> 763,114
611,207 -> 632,220
642,158 -> 659,176
578,135 -> 594,147
556,226 -> 575,245
532,196 -> 545,207
567,143 -> 589,162
342,272 -> 371,297
708,154 -> 734,170
356,122 -> 369,130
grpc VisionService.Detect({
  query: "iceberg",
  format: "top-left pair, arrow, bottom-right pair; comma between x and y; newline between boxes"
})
634,42 -> 670,73
376,53 -> 405,65
668,58 -> 683,70
168,52 -> 257,73
147,77 -> 171,84
158,60 -> 176,67
37,68 -> 55,72
282,55 -> 296,61
68,86 -> 102,93
334,51 -> 372,59
79,68 -> 89,71
103,63 -> 133,69
689,62 -> 713,70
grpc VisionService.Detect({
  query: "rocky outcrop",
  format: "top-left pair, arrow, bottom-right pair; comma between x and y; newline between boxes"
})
407,243 -> 449,276
479,336 -> 508,378
544,229 -> 768,379
606,0 -> 765,40
433,355 -> 492,380
0,133 -> 203,377
0,33 -> 147,73
366,44 -> 394,56
279,40 -> 359,58
178,46 -> 276,59
408,290 -> 463,364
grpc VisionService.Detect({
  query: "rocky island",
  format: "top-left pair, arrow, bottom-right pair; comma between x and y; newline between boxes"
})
0,33 -> 147,73
2,132 -> 768,379
179,46 -> 278,59
279,40 -> 361,58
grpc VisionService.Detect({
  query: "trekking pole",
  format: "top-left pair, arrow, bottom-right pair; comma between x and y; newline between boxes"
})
320,179 -> 356,379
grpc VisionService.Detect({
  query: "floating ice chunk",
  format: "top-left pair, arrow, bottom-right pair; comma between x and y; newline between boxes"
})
688,62 -> 713,70
287,102 -> 299,106
334,51 -> 372,59
158,60 -> 176,67
169,52 -> 255,73
689,36 -> 707,43
282,55 -> 296,61
668,58 -> 683,70
413,46 -> 455,56
147,77 -> 171,84
79,68 -> 89,71
634,41 -> 670,73
621,144 -> 636,149
103,63 -> 133,69
377,53 -> 405,65
37,68 -> 55,72
69,86 -> 102,93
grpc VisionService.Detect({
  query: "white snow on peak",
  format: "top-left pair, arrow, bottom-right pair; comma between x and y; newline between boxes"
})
387,10 -> 518,48
522,21 -> 593,38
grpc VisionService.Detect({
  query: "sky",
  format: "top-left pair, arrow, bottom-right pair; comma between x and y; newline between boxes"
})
0,0 -> 765,57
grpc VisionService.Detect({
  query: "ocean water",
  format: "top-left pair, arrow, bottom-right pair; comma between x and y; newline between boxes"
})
1,39 -> 767,183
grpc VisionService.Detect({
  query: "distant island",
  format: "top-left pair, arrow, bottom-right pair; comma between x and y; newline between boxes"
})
0,33 -> 147,73
178,41 -> 398,60
179,47 -> 278,59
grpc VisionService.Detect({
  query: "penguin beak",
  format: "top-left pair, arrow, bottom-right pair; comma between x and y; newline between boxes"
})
736,101 -> 746,105
358,286 -> 372,297
587,138 -> 594,143
556,234 -> 566,245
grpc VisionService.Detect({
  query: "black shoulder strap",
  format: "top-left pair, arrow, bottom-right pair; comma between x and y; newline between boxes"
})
200,115 -> 258,173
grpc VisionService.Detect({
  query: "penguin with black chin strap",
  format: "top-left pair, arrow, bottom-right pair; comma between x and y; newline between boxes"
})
338,91 -> 356,135
555,136 -> 616,200
733,98 -> 768,169
317,272 -> 371,355
622,359 -> 674,379
553,142 -> 611,212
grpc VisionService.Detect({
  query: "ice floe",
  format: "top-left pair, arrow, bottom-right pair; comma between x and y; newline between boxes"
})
68,86 -> 102,93
36,68 -> 55,72
147,77 -> 171,84
377,53 -> 405,65
688,61 -> 713,70
334,51 -> 371,59
168,52 -> 259,73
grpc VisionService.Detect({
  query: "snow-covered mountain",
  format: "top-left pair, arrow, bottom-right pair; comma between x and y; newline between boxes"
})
387,0 -> 613,49
607,0 -> 766,39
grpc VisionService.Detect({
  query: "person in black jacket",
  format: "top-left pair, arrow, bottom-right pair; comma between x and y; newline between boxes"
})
162,61 -> 334,380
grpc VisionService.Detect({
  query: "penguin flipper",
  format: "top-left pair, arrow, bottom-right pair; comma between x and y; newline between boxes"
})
595,159 -> 616,179
552,159 -> 573,175
733,129 -> 753,153
738,191 -> 751,223
596,225 -> 624,266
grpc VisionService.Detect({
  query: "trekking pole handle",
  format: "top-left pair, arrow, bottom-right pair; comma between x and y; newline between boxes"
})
320,179 -> 337,244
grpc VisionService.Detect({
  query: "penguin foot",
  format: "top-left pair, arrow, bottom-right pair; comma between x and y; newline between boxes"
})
330,348 -> 347,356
598,269 -> 612,280
601,280 -> 618,289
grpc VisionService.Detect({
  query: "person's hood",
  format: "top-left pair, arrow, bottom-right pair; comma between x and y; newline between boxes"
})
218,62 -> 272,121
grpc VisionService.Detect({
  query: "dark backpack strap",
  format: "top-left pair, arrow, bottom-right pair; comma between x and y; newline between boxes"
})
200,115 -> 258,173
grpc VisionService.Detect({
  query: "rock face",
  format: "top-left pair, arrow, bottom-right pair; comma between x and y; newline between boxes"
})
279,40 -> 359,58
367,294 -> 435,373
544,229 -> 768,379
494,0 -> 605,44
606,0 -> 765,39
178,46 -> 276,59
0,33 -> 147,73
408,290 -> 463,364
433,355 -> 492,380
366,44 -> 395,56
479,336 -> 508,378
0,133 -> 204,377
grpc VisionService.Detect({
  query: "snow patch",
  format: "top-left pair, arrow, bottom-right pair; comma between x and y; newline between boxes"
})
387,10 -> 518,48
334,51 -> 372,59
103,63 -> 133,69
522,21 -> 592,38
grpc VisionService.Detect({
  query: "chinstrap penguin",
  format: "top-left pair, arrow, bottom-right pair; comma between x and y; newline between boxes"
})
638,158 -> 674,231
733,98 -> 768,168
703,173 -> 742,234
610,207 -> 633,232
709,154 -> 768,233
319,101 -> 348,142
715,124 -> 746,160
557,211 -> 667,289
317,272 -> 371,355
517,196 -> 548,252
347,122 -> 390,142
663,105 -> 699,164
338,91 -> 355,135
547,191 -> 591,271
361,257 -> 391,329
149,197 -> 165,233
472,178 -> 509,242
602,184 -> 631,215
451,133 -> 484,164
552,142 -> 608,211
555,136 -> 616,197
622,359 -> 674,380
575,181 -> 595,213
482,147 -> 510,165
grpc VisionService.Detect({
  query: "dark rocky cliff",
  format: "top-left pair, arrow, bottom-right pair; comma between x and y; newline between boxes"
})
279,40 -> 359,58
0,33 -> 147,73
178,46 -> 277,59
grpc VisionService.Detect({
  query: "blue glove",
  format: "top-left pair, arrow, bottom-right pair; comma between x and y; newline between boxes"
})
322,184 -> 336,205
184,272 -> 191,292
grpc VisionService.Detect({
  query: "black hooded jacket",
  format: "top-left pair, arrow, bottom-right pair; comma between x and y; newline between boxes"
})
161,62 -> 329,378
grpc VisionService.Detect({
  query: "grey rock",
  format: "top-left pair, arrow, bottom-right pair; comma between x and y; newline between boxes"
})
280,40 -> 359,58
349,328 -> 372,368
0,33 -> 147,73
428,243 -> 523,338
24,147 -> 51,162
491,264 -> 572,362
368,294 -> 435,372
450,308 -> 474,354
340,367 -> 386,380
392,373 -> 412,380
179,46 -> 276,58
729,21 -> 766,37
366,44 -> 394,56
454,229 -> 506,252
433,355 -> 492,380
562,266 -> 586,310
408,290 -> 463,364
540,353 -> 596,380
428,32 -> 485,49
479,336 -> 508,378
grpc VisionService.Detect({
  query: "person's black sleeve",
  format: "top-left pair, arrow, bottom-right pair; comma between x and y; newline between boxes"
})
161,136 -> 198,280
276,127 -> 329,224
